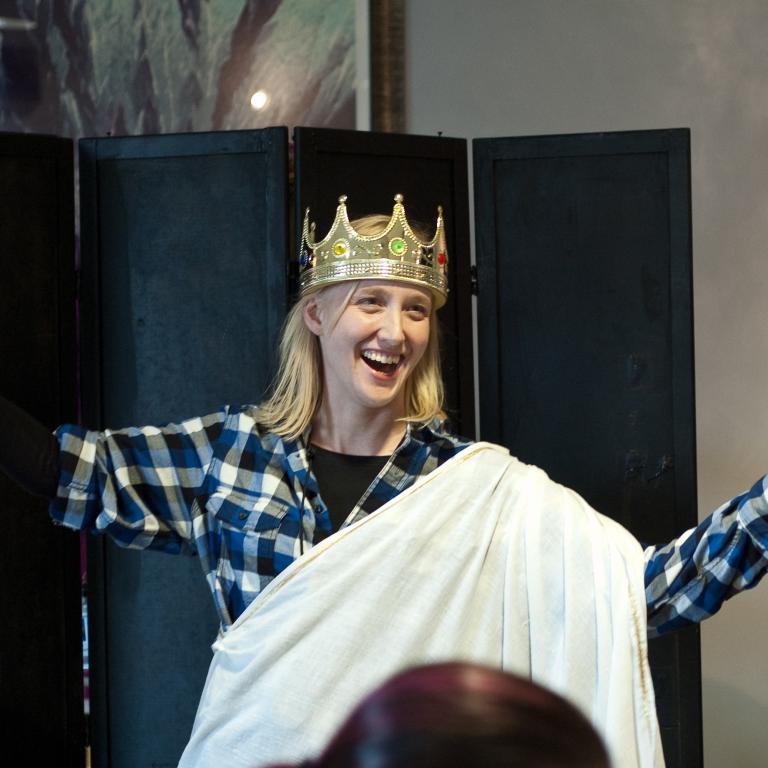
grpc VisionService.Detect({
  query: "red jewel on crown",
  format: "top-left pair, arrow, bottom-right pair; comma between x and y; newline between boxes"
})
437,252 -> 446,265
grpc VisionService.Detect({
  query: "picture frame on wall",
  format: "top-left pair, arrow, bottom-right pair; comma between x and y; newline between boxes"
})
0,1 -> 364,137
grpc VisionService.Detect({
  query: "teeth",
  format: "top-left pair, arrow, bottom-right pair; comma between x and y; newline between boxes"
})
363,350 -> 401,365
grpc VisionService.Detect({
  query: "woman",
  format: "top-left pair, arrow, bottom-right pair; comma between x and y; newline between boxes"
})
2,193 -> 763,635
0,194 -> 766,765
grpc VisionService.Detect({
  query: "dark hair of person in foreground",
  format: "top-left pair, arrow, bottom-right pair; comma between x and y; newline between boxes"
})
266,661 -> 611,768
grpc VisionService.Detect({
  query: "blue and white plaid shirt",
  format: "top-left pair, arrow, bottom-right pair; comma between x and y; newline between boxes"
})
51,406 -> 470,629
51,404 -> 768,634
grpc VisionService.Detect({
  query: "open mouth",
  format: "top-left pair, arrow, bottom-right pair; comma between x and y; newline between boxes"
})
362,350 -> 402,375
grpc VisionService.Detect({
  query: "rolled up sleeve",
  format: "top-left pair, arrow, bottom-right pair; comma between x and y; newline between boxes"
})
49,409 -> 227,555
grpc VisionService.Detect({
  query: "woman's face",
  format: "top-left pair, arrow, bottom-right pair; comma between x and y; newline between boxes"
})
305,280 -> 433,416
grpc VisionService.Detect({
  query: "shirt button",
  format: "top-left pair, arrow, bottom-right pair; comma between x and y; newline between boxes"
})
239,512 -> 248,520
314,505 -> 323,514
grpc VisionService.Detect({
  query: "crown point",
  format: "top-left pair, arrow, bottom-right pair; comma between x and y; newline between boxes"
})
437,205 -> 444,215
338,194 -> 348,204
394,193 -> 404,204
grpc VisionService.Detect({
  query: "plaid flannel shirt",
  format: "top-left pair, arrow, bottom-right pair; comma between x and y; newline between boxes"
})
51,405 -> 471,629
51,405 -> 768,634
644,473 -> 768,636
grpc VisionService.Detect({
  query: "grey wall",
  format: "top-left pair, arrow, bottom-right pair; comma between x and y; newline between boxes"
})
405,1 -> 768,765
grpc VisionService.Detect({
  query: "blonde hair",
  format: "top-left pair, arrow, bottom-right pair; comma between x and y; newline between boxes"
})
256,215 -> 446,439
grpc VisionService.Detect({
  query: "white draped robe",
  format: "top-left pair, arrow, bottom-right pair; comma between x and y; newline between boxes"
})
179,442 -> 664,768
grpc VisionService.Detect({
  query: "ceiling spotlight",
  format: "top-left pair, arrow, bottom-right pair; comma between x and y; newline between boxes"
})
250,90 -> 270,111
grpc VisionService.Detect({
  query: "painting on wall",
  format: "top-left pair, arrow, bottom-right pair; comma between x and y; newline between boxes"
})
0,0 -> 357,139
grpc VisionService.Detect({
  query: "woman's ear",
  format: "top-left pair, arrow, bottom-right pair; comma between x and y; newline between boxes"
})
303,295 -> 324,336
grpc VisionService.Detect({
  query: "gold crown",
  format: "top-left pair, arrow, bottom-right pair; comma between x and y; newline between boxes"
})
299,194 -> 449,308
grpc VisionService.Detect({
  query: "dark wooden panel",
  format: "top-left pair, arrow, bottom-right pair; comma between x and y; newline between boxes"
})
294,127 -> 475,438
474,128 -> 700,767
0,132 -> 82,765
78,128 -> 289,768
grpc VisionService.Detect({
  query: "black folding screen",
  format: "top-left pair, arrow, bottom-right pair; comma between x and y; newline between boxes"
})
78,128 -> 288,767
0,133 -> 82,765
0,126 -> 701,768
474,129 -> 700,766
294,127 -> 475,438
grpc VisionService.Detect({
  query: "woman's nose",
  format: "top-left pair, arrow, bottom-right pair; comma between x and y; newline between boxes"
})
377,307 -> 405,347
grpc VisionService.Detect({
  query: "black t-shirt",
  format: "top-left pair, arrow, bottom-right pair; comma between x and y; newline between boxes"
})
310,444 -> 389,532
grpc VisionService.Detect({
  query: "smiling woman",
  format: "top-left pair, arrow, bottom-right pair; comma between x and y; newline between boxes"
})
4,192 -> 768,768
257,198 -> 448,452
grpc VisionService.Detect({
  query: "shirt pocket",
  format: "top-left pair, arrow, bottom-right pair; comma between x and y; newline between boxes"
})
206,488 -> 290,533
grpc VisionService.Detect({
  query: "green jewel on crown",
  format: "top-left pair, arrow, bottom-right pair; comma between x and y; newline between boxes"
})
299,193 -> 449,307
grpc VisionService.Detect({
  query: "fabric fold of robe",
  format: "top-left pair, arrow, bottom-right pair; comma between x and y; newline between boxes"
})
180,442 -> 664,768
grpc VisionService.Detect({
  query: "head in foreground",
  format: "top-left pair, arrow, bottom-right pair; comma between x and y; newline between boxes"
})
268,661 -> 611,768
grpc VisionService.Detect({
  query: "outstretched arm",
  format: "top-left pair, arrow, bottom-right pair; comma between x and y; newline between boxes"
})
644,475 -> 768,636
0,393 -> 228,555
51,410 -> 228,554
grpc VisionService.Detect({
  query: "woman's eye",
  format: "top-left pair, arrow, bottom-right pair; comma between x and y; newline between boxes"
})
408,305 -> 429,317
